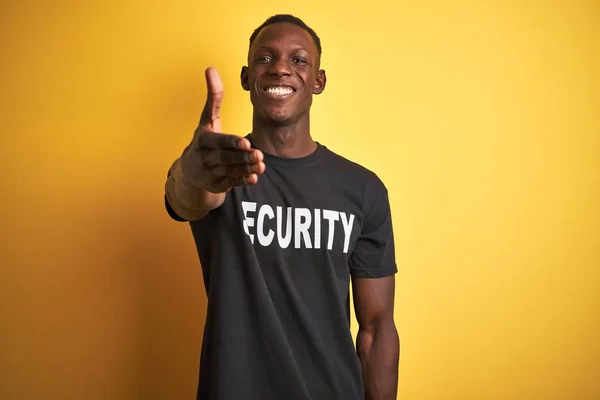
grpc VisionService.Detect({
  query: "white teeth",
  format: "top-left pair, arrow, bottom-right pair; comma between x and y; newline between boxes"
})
266,86 -> 294,96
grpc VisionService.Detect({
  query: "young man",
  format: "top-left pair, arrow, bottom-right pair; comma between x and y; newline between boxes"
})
164,14 -> 399,400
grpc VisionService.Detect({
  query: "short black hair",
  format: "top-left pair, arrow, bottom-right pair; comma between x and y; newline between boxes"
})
249,14 -> 322,56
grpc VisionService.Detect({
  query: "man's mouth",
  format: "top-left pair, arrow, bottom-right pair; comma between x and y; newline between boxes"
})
262,85 -> 296,98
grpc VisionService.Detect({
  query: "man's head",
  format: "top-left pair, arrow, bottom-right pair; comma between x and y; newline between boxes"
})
241,14 -> 326,126
248,14 -> 322,57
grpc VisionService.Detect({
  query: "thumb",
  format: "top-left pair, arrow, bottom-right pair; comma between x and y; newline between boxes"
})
199,67 -> 224,132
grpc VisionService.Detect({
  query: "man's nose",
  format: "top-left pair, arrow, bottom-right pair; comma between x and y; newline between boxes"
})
269,58 -> 292,76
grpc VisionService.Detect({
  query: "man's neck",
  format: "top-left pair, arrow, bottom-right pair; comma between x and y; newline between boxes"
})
250,116 -> 317,158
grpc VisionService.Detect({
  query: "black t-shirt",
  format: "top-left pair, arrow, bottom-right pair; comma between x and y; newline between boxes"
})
165,139 -> 397,400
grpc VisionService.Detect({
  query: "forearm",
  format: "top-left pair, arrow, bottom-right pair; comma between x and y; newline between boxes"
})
356,323 -> 399,400
165,157 -> 225,221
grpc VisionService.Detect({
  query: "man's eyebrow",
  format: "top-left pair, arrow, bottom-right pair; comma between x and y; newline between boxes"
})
253,45 -> 310,53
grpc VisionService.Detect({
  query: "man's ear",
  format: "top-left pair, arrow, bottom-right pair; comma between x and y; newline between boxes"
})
241,66 -> 250,91
313,69 -> 326,95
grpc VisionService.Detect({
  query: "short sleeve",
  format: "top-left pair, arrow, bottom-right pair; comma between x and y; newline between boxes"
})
349,178 -> 397,278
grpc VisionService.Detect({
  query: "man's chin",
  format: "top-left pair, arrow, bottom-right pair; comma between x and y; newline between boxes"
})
262,109 -> 294,125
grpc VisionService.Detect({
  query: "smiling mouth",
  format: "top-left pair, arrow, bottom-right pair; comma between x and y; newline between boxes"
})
262,86 -> 296,98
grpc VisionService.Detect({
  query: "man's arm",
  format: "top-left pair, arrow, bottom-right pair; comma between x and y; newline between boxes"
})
164,67 -> 265,222
165,156 -> 225,222
352,275 -> 399,400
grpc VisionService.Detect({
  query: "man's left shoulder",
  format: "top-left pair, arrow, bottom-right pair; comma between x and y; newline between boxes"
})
322,145 -> 388,190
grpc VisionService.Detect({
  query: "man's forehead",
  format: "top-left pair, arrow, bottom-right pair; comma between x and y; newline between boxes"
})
252,22 -> 316,52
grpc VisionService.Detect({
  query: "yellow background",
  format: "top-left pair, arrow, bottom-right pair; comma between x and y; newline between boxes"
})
1,0 -> 598,399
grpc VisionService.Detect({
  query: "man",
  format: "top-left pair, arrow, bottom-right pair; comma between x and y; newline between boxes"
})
164,14 -> 399,400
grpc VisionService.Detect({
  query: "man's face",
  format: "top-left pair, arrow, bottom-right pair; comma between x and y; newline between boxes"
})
241,22 -> 326,125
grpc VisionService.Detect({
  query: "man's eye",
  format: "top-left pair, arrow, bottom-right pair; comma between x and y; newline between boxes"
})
257,56 -> 272,62
293,58 -> 307,64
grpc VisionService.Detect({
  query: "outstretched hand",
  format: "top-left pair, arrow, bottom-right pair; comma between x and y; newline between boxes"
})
181,67 -> 265,194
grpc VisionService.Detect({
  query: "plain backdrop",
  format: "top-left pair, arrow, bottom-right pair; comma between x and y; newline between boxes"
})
1,1 -> 599,399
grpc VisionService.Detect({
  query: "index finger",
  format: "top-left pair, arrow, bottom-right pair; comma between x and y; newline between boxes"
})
197,131 -> 252,150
